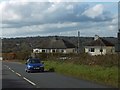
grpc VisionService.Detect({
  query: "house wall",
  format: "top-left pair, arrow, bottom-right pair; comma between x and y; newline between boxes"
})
85,46 -> 106,56
33,49 -> 40,53
33,49 -> 49,53
106,46 -> 115,54
66,48 -> 76,53
33,48 -> 76,53
0,57 -> 3,60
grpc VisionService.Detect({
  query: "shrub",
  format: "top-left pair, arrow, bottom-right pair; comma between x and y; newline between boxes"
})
44,53 -> 118,67
2,53 -> 16,60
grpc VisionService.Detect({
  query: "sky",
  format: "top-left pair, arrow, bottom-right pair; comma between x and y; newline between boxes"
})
0,0 -> 119,38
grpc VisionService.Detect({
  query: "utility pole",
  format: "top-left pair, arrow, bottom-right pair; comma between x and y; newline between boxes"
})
118,29 -> 120,52
78,31 -> 80,53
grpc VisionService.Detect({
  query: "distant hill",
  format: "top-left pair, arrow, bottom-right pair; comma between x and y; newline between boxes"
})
2,36 -> 118,53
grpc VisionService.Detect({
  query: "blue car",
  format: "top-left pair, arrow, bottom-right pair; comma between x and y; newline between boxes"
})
25,58 -> 44,73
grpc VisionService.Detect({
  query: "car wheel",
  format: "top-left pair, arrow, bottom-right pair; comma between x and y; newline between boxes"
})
25,69 -> 27,72
41,67 -> 44,72
27,71 -> 30,73
26,69 -> 30,73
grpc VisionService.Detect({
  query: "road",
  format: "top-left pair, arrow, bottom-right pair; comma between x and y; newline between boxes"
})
2,61 -> 114,88
0,61 -> 2,90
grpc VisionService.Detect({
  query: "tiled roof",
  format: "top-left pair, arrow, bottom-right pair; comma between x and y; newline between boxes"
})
36,37 -> 76,49
85,37 -> 114,46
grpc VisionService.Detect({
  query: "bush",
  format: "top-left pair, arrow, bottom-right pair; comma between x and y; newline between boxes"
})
15,51 -> 31,60
3,52 -> 119,67
2,53 -> 16,60
44,53 -> 118,67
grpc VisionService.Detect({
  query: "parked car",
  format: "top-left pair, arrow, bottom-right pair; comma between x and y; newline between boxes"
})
25,58 -> 44,73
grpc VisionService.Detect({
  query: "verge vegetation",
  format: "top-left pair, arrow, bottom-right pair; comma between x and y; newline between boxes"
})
44,60 -> 118,87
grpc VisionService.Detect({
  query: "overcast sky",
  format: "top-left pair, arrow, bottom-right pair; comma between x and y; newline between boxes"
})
0,0 -> 119,38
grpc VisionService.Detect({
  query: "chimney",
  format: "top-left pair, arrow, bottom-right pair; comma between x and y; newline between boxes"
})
94,35 -> 99,40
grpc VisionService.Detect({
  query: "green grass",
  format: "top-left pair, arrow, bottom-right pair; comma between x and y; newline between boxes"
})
44,61 -> 118,87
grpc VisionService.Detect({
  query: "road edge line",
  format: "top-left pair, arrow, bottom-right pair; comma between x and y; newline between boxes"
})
16,72 -> 21,77
23,77 -> 36,86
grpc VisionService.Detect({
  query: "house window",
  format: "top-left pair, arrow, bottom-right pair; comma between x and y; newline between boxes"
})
100,49 -> 103,52
52,49 -> 56,53
61,49 -> 64,53
42,50 -> 46,53
35,50 -> 39,53
89,48 -> 94,52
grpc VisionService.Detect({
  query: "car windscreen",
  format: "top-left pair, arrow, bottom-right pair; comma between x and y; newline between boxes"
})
29,59 -> 41,64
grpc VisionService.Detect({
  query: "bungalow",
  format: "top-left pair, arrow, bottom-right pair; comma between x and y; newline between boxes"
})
84,35 -> 115,56
33,36 -> 77,53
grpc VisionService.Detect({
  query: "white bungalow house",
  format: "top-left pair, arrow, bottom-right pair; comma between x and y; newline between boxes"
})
33,37 -> 77,54
84,35 -> 115,56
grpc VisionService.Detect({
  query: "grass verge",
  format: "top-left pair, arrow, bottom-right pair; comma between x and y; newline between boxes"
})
44,61 -> 118,88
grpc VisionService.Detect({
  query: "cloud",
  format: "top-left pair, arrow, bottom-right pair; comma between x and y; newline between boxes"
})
82,4 -> 104,18
2,2 -> 112,28
0,1 -> 118,38
0,1 -> 28,21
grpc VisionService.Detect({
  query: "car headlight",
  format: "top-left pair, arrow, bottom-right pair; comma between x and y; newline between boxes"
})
28,65 -> 33,68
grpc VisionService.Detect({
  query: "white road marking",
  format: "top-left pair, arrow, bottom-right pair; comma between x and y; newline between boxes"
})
11,70 -> 15,73
4,65 -> 7,67
8,67 -> 11,70
16,72 -> 21,77
23,77 -> 36,86
4,64 -> 36,86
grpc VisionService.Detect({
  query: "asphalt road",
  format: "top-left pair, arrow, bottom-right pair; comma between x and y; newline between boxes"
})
0,61 -> 2,90
2,61 -> 113,88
